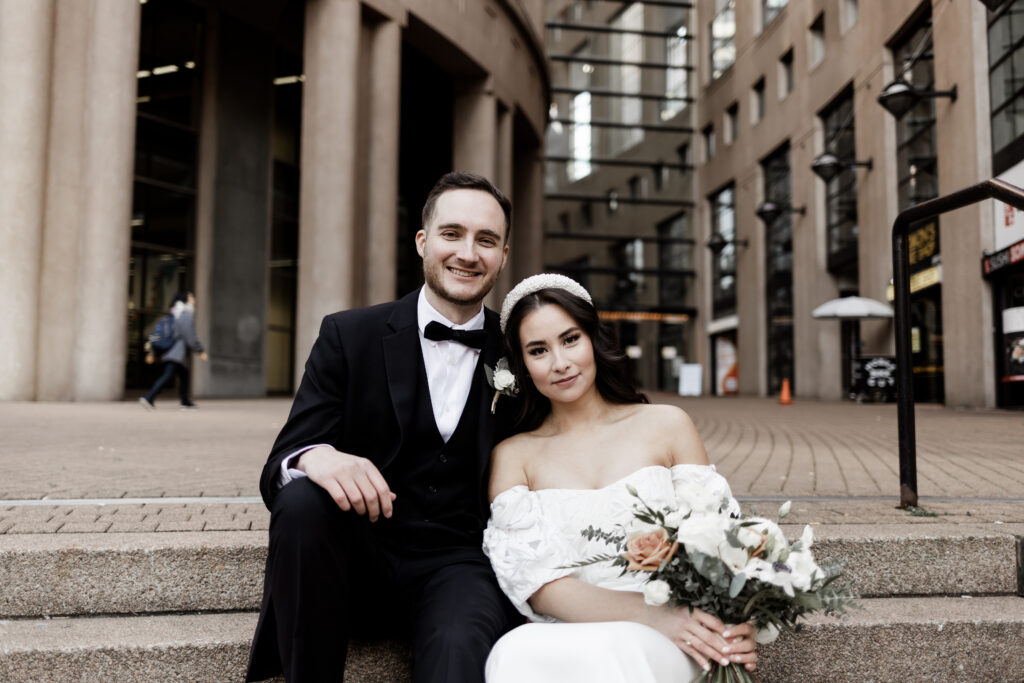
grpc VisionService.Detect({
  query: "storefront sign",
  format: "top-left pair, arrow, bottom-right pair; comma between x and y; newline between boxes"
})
853,356 -> 897,401
982,238 -> 1024,277
886,264 -> 942,300
908,221 -> 938,268
994,161 -> 1024,251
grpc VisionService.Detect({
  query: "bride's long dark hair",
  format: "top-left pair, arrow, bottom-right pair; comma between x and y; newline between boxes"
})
504,288 -> 648,432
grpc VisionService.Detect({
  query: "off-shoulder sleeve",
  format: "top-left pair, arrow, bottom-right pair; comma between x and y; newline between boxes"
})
483,487 -> 575,622
670,464 -> 741,517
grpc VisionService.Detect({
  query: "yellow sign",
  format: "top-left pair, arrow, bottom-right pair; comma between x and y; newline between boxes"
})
908,221 -> 937,266
886,265 -> 942,301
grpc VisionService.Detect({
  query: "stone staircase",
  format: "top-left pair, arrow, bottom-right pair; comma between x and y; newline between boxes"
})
1,516 -> 1022,681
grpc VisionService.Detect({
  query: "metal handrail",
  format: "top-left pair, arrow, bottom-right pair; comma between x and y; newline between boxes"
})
892,178 -> 1024,507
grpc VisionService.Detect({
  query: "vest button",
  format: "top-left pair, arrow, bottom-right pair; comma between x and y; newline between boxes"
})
428,485 -> 438,494
439,453 -> 448,463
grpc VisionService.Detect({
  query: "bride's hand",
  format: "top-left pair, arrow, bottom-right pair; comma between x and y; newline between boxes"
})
643,606 -> 758,673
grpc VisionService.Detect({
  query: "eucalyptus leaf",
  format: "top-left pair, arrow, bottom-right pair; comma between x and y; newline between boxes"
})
729,572 -> 747,599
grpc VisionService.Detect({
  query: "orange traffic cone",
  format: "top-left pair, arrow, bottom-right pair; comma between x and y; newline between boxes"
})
779,378 -> 793,406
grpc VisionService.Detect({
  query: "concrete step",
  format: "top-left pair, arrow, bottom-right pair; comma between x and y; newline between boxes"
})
758,595 -> 1024,682
1,525 -> 1019,618
0,531 -> 265,617
2,597 -> 1022,682
0,612 -> 408,683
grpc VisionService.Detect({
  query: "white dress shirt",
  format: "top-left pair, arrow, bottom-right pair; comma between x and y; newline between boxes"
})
278,287 -> 485,487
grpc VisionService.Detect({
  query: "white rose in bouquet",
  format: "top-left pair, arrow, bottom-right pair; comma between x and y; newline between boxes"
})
786,526 -> 822,591
674,511 -> 729,558
643,579 -> 671,606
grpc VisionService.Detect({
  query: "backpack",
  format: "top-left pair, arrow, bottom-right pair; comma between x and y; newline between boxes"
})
148,314 -> 177,354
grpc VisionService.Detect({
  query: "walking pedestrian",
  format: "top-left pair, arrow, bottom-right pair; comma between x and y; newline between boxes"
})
139,291 -> 208,410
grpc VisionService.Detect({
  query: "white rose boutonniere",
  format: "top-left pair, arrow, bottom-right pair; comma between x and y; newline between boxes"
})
484,357 -> 518,414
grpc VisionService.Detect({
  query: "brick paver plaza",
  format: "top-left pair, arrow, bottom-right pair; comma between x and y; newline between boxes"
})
2,394 -> 1022,534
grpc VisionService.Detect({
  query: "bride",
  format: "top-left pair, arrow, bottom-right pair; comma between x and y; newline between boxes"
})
483,274 -> 758,682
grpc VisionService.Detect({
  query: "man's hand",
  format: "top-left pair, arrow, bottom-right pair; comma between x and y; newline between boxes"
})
297,446 -> 396,522
198,351 -> 209,362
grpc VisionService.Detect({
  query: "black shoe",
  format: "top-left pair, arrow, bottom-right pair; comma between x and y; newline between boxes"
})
180,402 -> 198,411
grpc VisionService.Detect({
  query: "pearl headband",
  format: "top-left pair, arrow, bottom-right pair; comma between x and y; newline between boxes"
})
499,273 -> 594,332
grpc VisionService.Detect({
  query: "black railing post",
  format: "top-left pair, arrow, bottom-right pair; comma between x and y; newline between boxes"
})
891,178 -> 1024,507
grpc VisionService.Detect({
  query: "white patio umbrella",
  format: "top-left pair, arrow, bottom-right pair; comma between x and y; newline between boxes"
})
812,296 -> 894,320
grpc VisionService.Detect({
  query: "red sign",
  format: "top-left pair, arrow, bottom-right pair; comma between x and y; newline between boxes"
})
983,237 -> 1024,277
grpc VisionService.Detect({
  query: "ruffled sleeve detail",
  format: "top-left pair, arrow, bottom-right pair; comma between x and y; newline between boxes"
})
483,487 -> 575,622
670,464 -> 741,517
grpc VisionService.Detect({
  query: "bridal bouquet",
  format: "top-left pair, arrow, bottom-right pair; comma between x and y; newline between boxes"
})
571,487 -> 855,683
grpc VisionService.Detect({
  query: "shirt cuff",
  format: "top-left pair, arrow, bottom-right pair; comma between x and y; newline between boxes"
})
277,444 -> 330,489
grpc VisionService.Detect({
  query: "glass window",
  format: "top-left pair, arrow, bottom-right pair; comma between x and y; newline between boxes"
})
892,10 -> 940,213
808,13 -> 825,68
710,0 -> 736,81
762,144 -> 794,395
751,77 -> 766,123
128,0 -> 205,389
609,4 -> 644,154
570,91 -> 592,181
703,124 -> 715,160
778,48 -> 795,98
763,0 -> 788,27
988,1 -> 1024,172
841,0 -> 859,33
820,87 -> 859,276
710,185 -> 737,319
658,212 -> 693,308
726,102 -> 739,143
663,25 -> 690,120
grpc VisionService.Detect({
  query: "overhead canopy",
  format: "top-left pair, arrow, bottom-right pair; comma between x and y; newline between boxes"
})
812,296 -> 894,320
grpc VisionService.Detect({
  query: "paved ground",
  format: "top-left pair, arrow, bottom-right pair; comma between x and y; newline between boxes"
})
1,393 -> 1021,534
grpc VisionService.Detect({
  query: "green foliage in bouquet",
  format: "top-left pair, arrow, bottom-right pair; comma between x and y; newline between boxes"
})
565,487 -> 858,683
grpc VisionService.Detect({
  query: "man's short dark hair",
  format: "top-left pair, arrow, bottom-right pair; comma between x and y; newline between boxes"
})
421,172 -> 513,242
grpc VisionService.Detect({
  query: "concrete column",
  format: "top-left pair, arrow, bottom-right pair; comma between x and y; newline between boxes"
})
296,0 -> 361,377
793,125 -> 842,400
734,170 -> 764,396
195,14 -> 274,397
37,0 -> 91,401
511,140 -> 544,283
934,1 -> 995,407
0,0 -> 55,400
453,79 -> 497,178
366,18 -> 401,306
491,103 -> 515,305
72,0 -> 140,401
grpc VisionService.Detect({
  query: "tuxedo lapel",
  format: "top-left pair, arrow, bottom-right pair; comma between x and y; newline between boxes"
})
382,292 -> 421,464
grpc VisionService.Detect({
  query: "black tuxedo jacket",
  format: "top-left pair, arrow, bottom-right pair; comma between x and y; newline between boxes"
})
258,290 -> 518,514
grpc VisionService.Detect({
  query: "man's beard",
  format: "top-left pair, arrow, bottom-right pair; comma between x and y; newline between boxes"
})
422,263 -> 497,307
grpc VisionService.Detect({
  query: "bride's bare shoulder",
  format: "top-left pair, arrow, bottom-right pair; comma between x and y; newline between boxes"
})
489,432 -> 538,500
632,403 -> 708,465
631,402 -> 698,432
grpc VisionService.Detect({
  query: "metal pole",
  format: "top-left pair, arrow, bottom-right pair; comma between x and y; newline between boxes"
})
890,178 -> 1024,507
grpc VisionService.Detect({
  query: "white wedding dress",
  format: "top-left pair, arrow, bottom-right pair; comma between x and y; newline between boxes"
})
482,464 -> 739,683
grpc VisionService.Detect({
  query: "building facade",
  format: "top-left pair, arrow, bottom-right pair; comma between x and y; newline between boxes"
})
543,0 -> 1024,409
1,0 -> 549,402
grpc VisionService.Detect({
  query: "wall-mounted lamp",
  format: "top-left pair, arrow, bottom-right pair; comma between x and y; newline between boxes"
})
810,153 -> 873,182
877,79 -> 957,120
706,232 -> 749,255
755,200 -> 806,225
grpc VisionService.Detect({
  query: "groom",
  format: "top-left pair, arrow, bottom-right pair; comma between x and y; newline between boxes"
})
246,172 -> 522,682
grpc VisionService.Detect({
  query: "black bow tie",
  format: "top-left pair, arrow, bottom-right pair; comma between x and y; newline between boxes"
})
424,321 -> 488,349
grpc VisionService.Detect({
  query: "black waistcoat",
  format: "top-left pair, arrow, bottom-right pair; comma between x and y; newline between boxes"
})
375,345 -> 486,552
